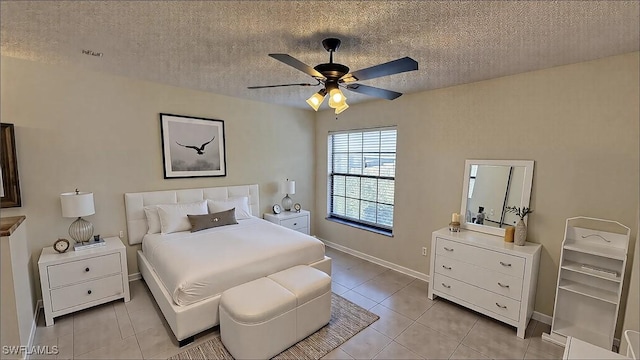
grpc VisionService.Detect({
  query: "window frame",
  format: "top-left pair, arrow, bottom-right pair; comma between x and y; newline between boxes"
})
326,127 -> 397,235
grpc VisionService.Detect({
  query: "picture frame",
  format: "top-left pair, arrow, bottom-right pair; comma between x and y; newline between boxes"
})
160,113 -> 227,178
1,123 -> 22,208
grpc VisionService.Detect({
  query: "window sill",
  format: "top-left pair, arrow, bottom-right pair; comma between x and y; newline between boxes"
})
325,216 -> 393,237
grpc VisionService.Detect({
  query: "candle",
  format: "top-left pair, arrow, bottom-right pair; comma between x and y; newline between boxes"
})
505,226 -> 515,242
451,213 -> 460,223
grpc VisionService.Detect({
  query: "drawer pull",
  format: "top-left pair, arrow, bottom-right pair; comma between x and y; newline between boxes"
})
293,223 -> 297,226
499,261 -> 512,267
495,302 -> 507,309
498,282 -> 510,288
442,265 -> 452,270
443,247 -> 454,252
85,267 -> 90,272
87,290 -> 92,295
441,283 -> 451,289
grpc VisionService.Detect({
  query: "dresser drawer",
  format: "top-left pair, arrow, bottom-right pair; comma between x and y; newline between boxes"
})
50,274 -> 123,312
280,217 -> 307,231
433,273 -> 521,321
436,238 -> 525,278
47,253 -> 121,288
435,255 -> 524,300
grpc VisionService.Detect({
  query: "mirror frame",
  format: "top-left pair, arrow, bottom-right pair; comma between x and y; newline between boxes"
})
460,159 -> 534,237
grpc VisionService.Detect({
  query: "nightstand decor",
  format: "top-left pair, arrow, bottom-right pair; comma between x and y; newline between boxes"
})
60,189 -> 95,244
281,179 -> 295,211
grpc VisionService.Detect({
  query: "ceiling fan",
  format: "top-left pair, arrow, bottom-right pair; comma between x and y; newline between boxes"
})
248,38 -> 418,114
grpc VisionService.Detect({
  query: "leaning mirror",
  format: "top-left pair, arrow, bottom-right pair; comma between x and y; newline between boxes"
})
460,159 -> 534,236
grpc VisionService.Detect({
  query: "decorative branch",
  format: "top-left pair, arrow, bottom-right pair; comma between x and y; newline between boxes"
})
505,206 -> 533,220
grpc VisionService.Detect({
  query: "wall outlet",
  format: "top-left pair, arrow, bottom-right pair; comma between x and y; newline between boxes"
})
119,230 -> 124,239
422,247 -> 427,256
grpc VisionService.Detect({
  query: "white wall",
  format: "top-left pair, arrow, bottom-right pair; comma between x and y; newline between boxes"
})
0,56 -> 316,300
314,52 -> 639,332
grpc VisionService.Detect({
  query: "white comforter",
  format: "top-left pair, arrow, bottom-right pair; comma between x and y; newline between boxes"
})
142,217 -> 325,306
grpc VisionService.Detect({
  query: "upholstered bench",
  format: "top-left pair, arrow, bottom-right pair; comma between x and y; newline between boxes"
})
219,265 -> 331,359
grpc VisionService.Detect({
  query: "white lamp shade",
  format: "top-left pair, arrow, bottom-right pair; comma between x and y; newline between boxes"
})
60,192 -> 95,218
283,180 -> 295,195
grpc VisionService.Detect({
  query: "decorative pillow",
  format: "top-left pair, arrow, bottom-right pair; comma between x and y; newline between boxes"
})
157,200 -> 208,234
207,197 -> 252,220
144,206 -> 161,234
188,208 -> 238,232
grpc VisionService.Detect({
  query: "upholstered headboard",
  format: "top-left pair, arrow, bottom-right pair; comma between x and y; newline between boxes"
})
124,184 -> 259,245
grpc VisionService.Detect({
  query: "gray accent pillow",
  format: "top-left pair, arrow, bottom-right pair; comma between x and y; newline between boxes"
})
188,208 -> 238,232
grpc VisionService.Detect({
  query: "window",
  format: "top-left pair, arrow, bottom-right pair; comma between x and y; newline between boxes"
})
328,127 -> 397,233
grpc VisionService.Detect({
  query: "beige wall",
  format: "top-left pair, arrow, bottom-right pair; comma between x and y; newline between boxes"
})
314,52 -> 639,324
0,56 -> 316,299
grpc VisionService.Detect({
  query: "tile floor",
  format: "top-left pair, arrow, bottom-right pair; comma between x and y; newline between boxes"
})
31,246 -> 565,359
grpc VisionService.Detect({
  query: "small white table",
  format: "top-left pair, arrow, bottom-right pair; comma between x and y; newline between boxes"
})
263,210 -> 310,235
38,237 -> 130,326
563,336 -> 629,360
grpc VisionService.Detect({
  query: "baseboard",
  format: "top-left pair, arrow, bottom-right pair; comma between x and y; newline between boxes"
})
532,311 -> 552,325
25,300 -> 43,360
129,272 -> 142,281
320,238 -> 430,282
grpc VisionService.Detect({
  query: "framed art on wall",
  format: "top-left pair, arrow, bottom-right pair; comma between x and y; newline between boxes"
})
1,123 -> 22,208
160,113 -> 227,178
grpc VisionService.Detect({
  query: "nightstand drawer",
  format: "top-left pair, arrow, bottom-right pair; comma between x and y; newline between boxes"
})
50,274 -> 123,312
47,253 -> 121,288
281,217 -> 307,230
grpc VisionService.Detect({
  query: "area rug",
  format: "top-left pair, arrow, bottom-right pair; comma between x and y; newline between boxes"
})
168,293 -> 379,360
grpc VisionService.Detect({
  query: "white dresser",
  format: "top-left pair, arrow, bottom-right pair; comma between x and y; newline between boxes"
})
38,237 -> 130,326
263,210 -> 310,235
428,228 -> 541,338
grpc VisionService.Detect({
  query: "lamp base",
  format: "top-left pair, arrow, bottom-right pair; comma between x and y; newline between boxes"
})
69,217 -> 94,244
282,194 -> 293,212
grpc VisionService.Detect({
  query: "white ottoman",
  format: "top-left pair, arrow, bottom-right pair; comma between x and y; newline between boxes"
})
220,277 -> 297,360
268,265 -> 332,340
219,266 -> 332,359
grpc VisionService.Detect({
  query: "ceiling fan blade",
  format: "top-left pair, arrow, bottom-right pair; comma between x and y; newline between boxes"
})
345,84 -> 403,100
269,54 -> 324,78
247,83 -> 316,89
341,57 -> 418,83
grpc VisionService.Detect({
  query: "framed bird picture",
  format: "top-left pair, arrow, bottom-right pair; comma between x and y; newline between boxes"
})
160,113 -> 227,178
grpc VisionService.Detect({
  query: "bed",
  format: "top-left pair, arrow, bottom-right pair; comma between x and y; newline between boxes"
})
124,184 -> 331,343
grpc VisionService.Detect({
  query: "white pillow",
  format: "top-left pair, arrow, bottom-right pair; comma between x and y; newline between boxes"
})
207,197 -> 252,220
144,206 -> 162,234
157,200 -> 208,234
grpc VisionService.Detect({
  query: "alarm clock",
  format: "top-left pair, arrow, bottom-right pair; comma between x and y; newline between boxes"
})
293,203 -> 301,212
53,238 -> 70,253
272,204 -> 282,214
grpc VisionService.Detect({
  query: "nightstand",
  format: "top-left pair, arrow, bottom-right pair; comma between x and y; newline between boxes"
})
38,237 -> 130,326
264,210 -> 310,235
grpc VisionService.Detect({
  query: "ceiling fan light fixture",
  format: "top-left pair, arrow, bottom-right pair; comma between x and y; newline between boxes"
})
335,102 -> 349,115
306,89 -> 327,111
328,88 -> 346,109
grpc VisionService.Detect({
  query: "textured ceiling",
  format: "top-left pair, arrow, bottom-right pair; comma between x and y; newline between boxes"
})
1,1 -> 638,110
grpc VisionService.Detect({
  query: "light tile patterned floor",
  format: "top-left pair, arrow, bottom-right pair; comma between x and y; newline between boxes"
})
31,246 -> 565,359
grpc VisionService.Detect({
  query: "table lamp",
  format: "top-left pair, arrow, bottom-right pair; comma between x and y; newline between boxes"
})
60,189 -> 95,244
281,179 -> 295,211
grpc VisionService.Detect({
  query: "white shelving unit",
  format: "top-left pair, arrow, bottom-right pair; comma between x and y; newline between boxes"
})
543,217 -> 630,350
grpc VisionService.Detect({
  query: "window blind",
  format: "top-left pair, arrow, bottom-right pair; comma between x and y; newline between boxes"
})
328,127 -> 397,231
